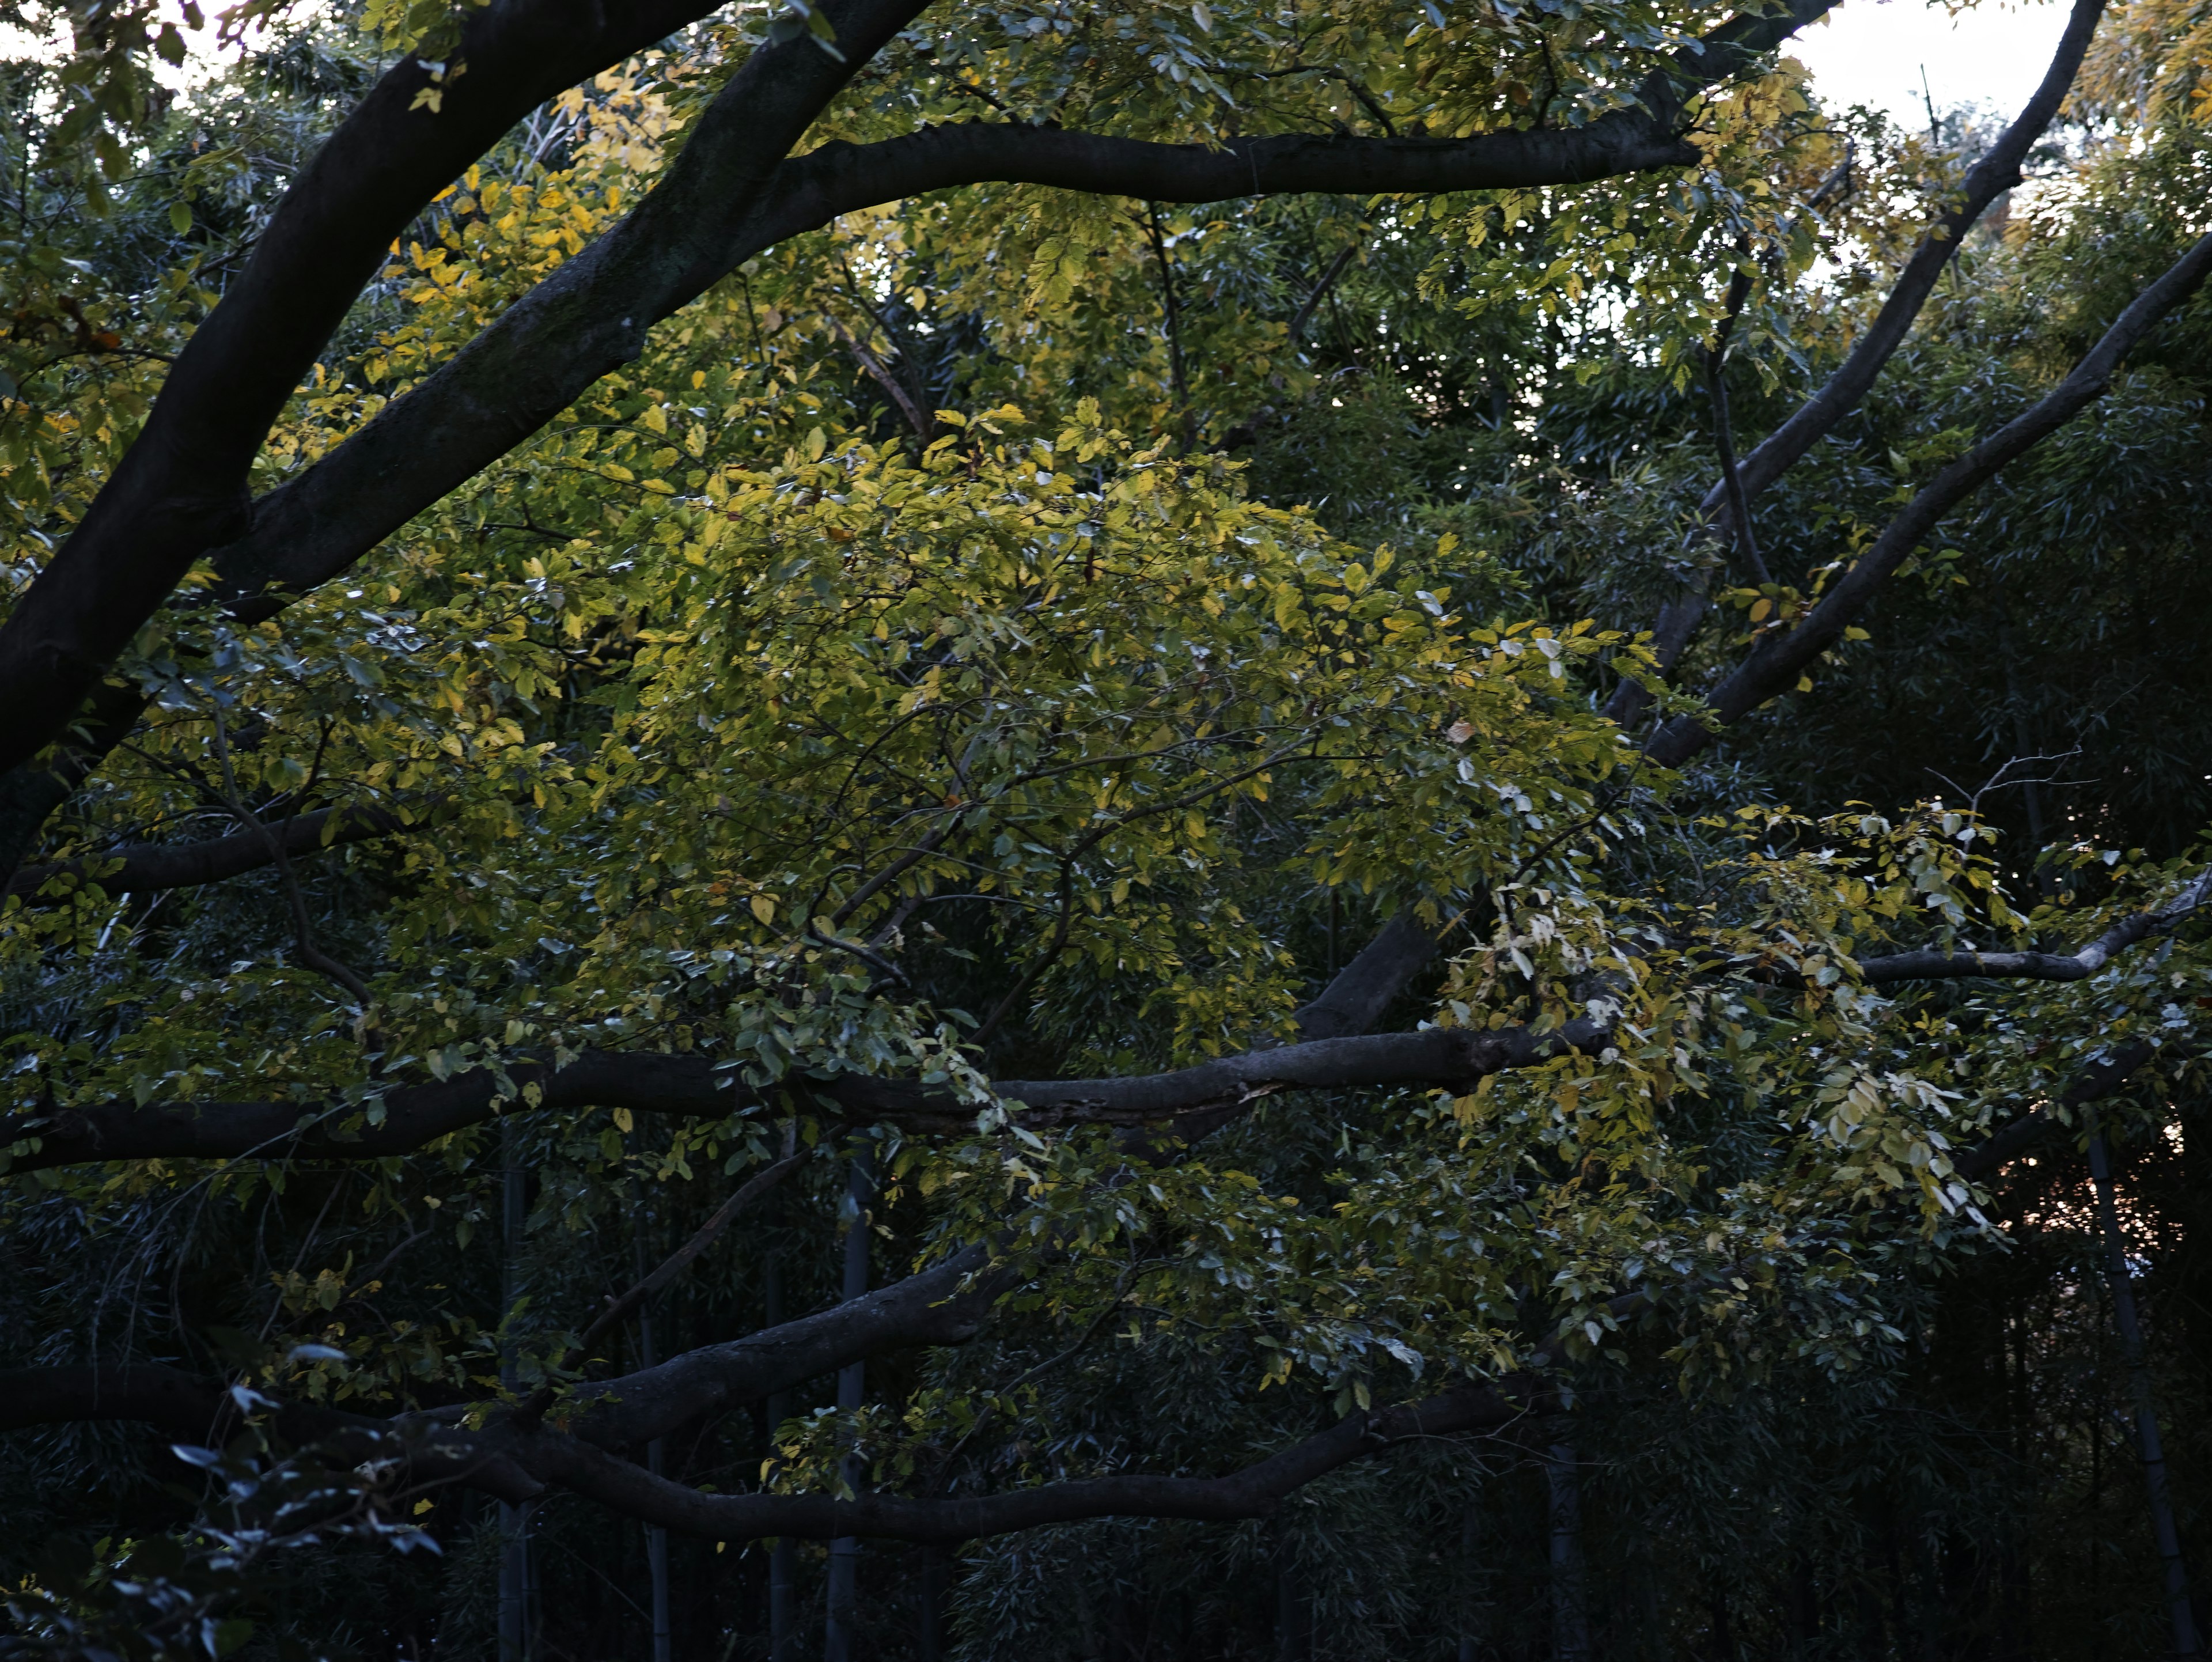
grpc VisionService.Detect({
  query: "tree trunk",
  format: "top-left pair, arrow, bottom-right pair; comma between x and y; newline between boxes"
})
824,1144 -> 873,1661
632,1198 -> 674,1662
1545,1444 -> 1591,1662
499,1123 -> 532,1662
766,1251 -> 796,1662
2089,1130 -> 2203,1657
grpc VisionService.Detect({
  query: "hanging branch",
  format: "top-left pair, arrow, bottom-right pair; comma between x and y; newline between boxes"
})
1143,200 -> 1194,448
1701,253 -> 1772,586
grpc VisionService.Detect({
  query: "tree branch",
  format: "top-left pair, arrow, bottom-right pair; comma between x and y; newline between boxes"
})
0,1022 -> 1609,1173
1605,0 -> 2109,724
20,864 -> 2198,1173
209,0 -> 1835,624
1644,226 -> 2212,768
0,0 -> 752,777
573,1142 -> 806,1366
5,801 -> 418,904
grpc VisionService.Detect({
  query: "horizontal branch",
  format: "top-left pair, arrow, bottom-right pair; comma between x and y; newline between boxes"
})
5,802 -> 418,904
210,0 -> 1832,622
1823,872 -> 2210,986
0,1021 -> 1609,1173
0,1363 -> 368,1451
532,1375 -> 1533,1542
12,868 -> 2197,1173
0,1243 -> 1007,1463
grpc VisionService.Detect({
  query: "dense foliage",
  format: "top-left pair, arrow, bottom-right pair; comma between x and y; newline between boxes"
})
2,0 -> 2210,1657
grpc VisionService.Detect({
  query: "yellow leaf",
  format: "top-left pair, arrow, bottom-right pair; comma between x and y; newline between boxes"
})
751,893 -> 777,925
613,1107 -> 634,1134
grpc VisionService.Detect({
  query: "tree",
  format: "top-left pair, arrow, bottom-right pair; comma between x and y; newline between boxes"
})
2,0 -> 2210,1652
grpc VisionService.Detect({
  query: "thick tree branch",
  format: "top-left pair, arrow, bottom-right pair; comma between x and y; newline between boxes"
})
0,1022 -> 1609,1173
0,0 -> 1835,899
0,1308 -> 1553,1543
0,0 -> 751,778
1289,910 -> 1452,1041
5,801 -> 418,904
1605,0 -> 2109,725
14,866 -> 2200,1173
210,0 -> 1833,621
531,1375 -> 1535,1542
1643,227 -> 2212,767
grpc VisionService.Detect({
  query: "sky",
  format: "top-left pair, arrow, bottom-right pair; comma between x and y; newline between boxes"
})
2,0 -> 2082,130
1786,0 -> 2075,126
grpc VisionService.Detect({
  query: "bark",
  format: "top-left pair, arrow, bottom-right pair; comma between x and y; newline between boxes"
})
5,801 -> 419,903
1642,228 -> 2212,768
0,0 -> 750,777
210,0 -> 1831,629
0,1021 -> 1613,1172
1604,0 -> 2110,725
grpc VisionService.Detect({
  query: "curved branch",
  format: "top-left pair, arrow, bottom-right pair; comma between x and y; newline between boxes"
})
5,802 -> 419,904
1952,1038 -> 2162,1181
0,1021 -> 1609,1173
211,0 -> 1834,621
1605,0 -> 2110,723
13,861 -> 2199,1173
1643,227 -> 2212,768
535,1376 -> 1533,1542
0,0 -> 755,777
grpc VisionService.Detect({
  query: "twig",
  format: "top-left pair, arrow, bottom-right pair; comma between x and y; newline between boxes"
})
578,1132 -> 805,1368
1288,244 -> 1358,344
507,1136 -> 805,1429
1702,247 -> 1771,587
207,702 -> 376,1012
927,1266 -> 1143,1495
1143,202 -> 1193,449
825,311 -> 929,438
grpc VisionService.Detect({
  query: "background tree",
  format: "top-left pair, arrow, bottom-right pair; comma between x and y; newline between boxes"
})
2,0 -> 2211,1655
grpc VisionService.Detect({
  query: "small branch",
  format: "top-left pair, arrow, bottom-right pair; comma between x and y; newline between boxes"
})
1741,869 -> 2211,990
1646,222 -> 2212,768
825,310 -> 930,438
1143,201 -> 1193,447
6,801 -> 419,903
1702,258 -> 1771,586
578,1137 -> 805,1364
1330,70 -> 1396,137
929,1262 -> 1147,1496
1287,243 -> 1358,344
207,705 -> 375,1010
